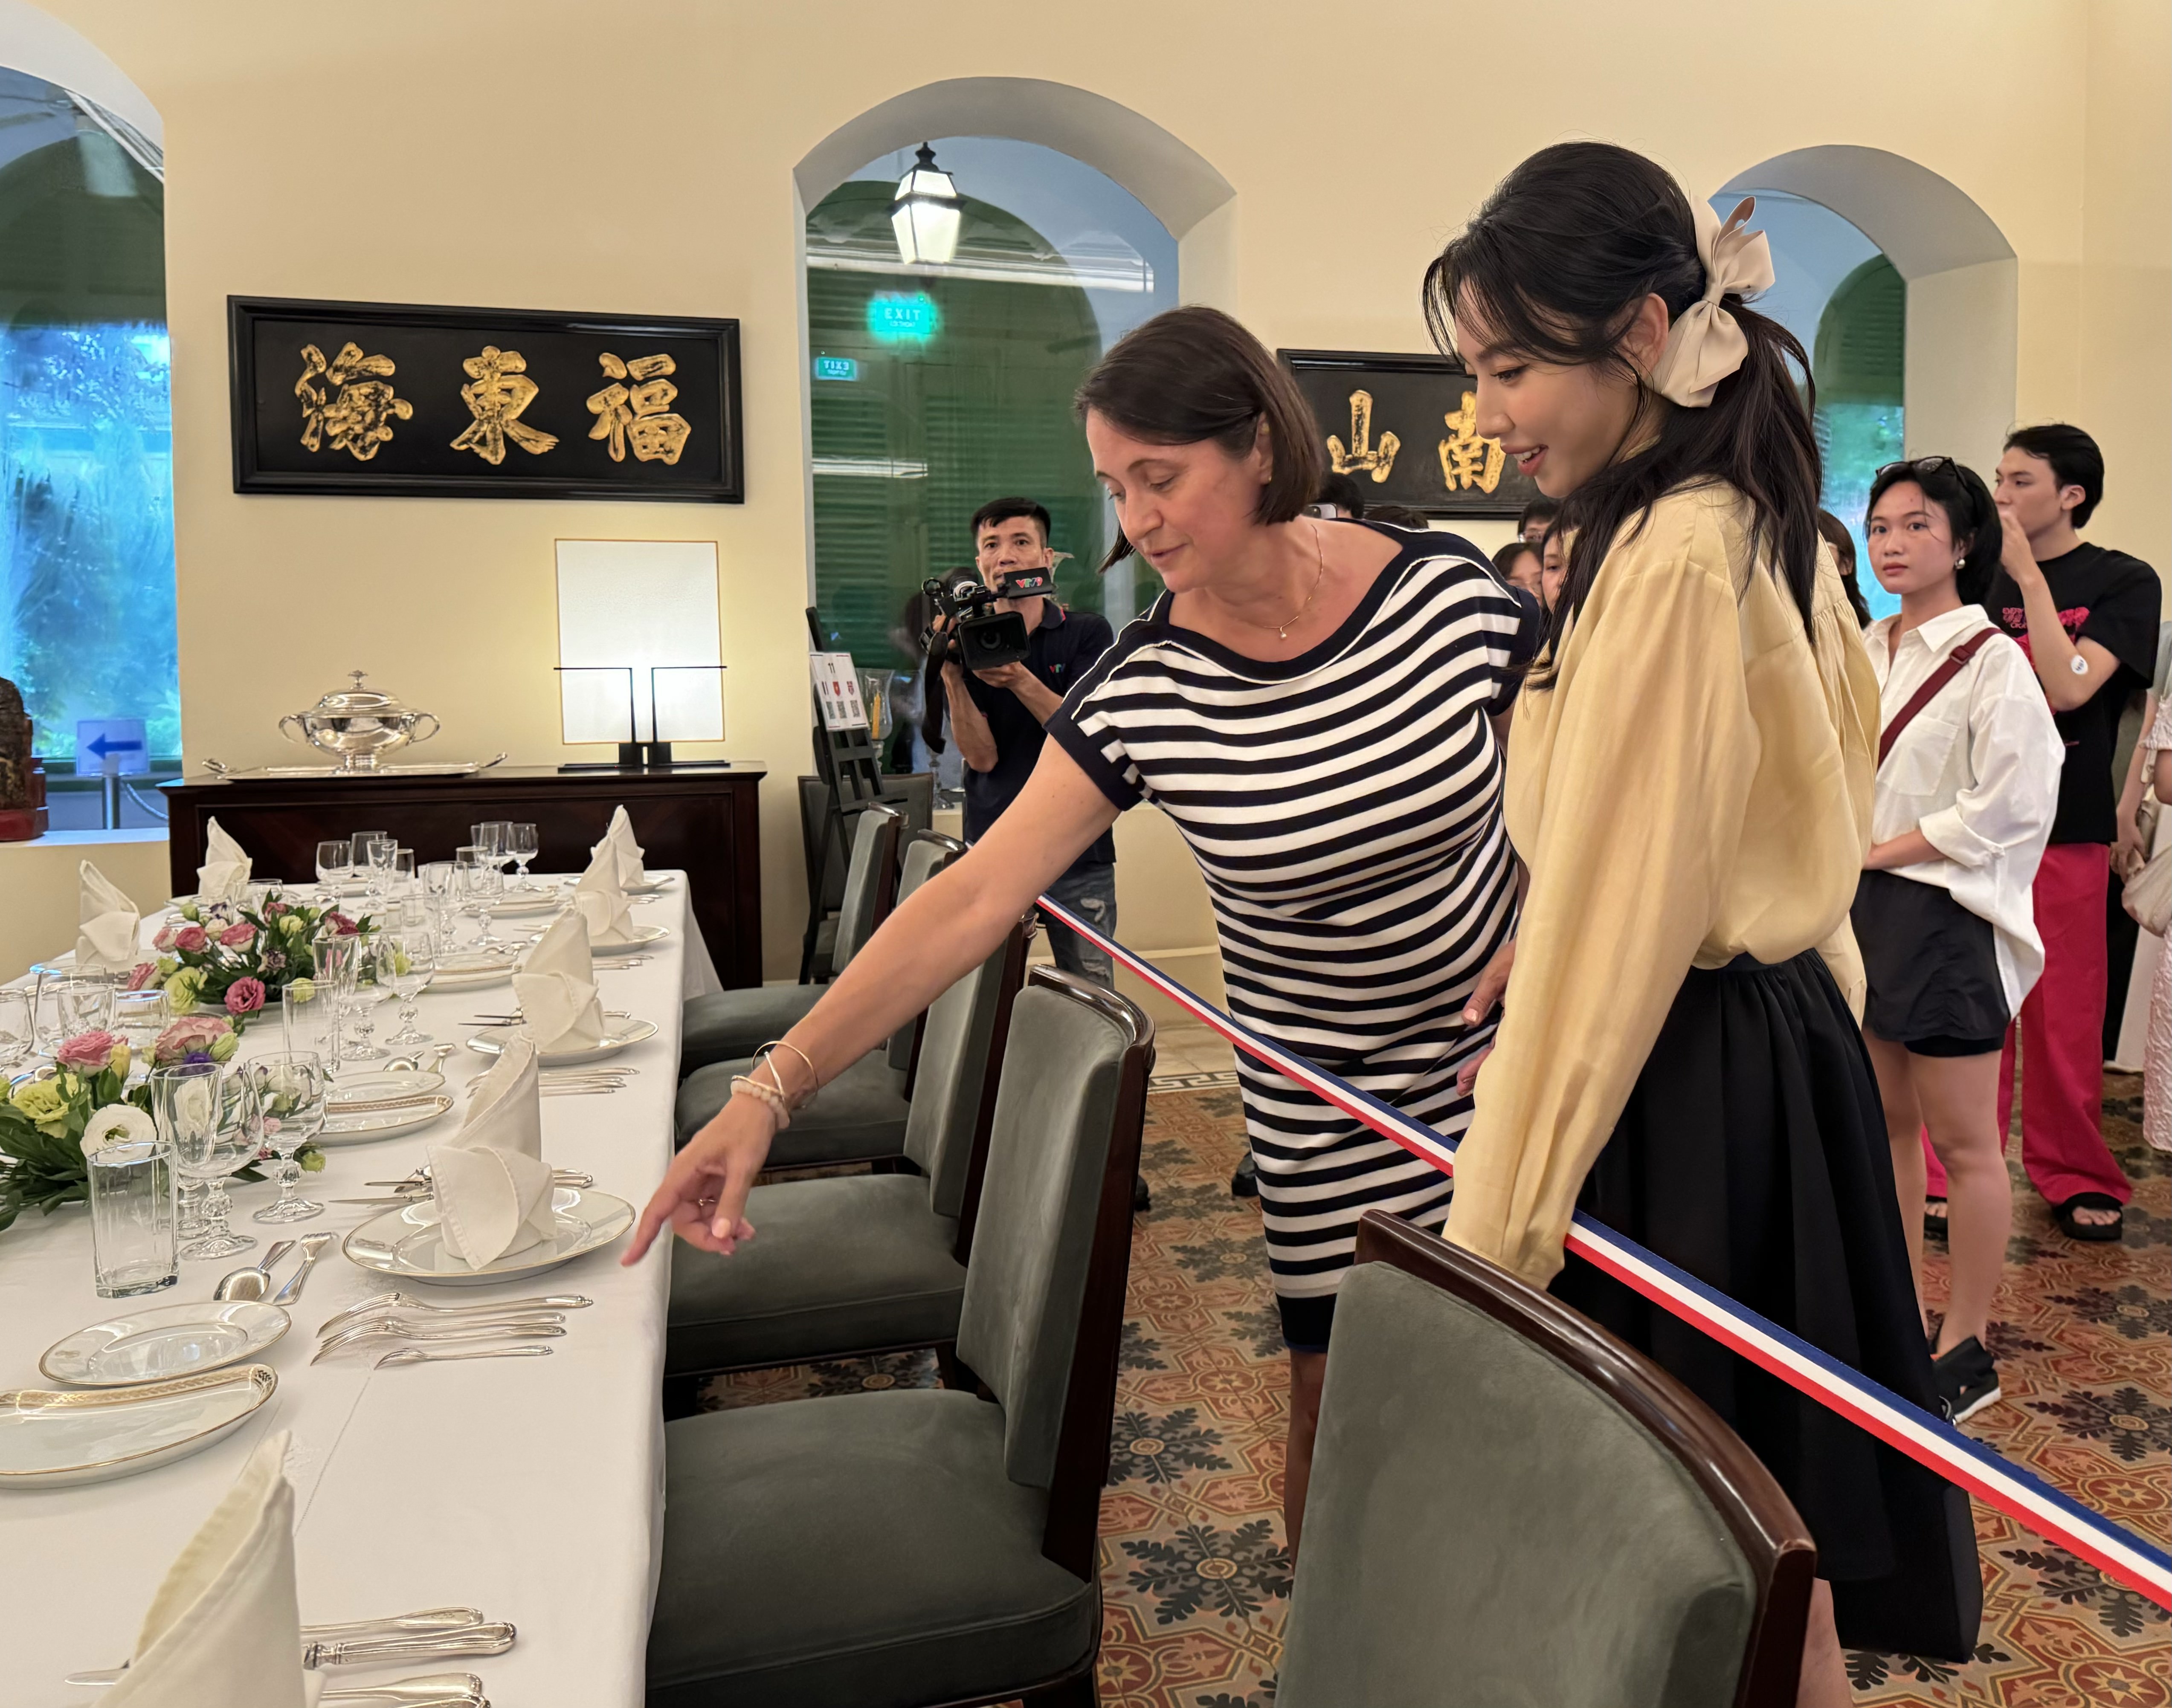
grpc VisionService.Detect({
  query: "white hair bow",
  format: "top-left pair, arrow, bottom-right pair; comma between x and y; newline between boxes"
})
1648,197 -> 1776,408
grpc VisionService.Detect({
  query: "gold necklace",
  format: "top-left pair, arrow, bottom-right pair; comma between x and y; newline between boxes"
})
1238,521 -> 1328,642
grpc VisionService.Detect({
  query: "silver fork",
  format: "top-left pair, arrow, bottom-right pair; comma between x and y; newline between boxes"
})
378,1345 -> 554,1369
319,1292 -> 592,1335
313,1322 -> 566,1364
303,1624 -> 516,1667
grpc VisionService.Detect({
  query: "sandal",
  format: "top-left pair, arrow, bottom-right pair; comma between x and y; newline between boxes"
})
1923,1197 -> 1949,1242
2052,1193 -> 2124,1243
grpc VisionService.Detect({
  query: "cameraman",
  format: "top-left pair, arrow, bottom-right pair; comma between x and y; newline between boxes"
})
935,498 -> 1119,989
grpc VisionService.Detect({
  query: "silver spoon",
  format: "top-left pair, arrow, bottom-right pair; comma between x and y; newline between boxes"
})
270,1231 -> 337,1306
212,1239 -> 296,1301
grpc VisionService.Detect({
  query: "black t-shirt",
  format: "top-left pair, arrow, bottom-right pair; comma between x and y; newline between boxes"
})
957,603 -> 1118,869
1984,542 -> 2161,845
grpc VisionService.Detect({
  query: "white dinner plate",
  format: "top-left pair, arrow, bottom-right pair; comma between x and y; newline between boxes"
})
588,924 -> 669,957
0,1366 -> 277,1488
342,1187 -> 635,1286
425,956 -> 518,993
488,894 -> 566,919
40,1300 -> 289,1388
463,1018 -> 658,1068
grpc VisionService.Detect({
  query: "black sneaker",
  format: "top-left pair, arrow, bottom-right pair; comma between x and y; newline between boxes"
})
1931,1336 -> 2001,1423
1230,1155 -> 1259,1199
1133,1173 -> 1151,1214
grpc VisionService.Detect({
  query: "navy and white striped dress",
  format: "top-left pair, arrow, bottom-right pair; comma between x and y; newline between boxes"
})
1047,523 -> 1537,1332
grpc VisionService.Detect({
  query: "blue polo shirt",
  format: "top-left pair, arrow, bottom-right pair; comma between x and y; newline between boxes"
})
960,602 -> 1117,869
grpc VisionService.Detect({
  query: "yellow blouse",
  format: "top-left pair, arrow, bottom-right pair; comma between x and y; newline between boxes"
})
1444,482 -> 1878,1287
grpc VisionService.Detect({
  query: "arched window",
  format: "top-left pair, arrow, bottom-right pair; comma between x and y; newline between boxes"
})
0,65 -> 174,773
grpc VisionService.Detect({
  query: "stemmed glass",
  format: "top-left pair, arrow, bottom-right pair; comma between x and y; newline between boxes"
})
380,927 -> 437,1049
314,839 -> 352,906
38,974 -> 114,1056
316,932 -> 382,1063
244,1052 -> 326,1223
357,835 -> 398,905
154,1062 -> 255,1260
456,845 -> 506,948
505,823 -> 539,891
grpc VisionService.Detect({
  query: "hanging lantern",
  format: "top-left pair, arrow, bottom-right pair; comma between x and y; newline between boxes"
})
889,142 -> 961,267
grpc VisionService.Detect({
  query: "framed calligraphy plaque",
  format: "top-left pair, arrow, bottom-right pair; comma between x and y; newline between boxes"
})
229,296 -> 743,502
1277,348 -> 1538,520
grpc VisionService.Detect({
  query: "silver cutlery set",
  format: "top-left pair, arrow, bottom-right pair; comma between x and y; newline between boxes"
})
212,1231 -> 337,1305
68,1604 -> 515,1699
313,1291 -> 594,1366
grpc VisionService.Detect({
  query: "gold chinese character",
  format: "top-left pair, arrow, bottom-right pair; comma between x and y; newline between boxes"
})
1438,391 -> 1506,494
449,345 -> 559,464
586,352 -> 691,464
1326,389 -> 1399,482
296,342 -> 412,461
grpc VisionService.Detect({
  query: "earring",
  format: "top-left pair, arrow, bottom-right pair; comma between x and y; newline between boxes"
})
1955,559 -> 1966,570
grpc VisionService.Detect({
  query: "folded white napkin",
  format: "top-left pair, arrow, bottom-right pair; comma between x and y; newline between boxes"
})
571,843 -> 640,946
426,1034 -> 556,1268
76,860 -> 143,973
592,804 -> 649,889
196,818 -> 253,903
513,910 -> 605,1052
105,1429 -> 318,1708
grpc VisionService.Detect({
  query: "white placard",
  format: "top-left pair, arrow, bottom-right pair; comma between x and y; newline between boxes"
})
556,539 -> 724,744
75,718 -> 146,774
811,653 -> 867,731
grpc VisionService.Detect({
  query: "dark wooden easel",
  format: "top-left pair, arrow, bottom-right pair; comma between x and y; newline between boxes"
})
802,607 -> 886,982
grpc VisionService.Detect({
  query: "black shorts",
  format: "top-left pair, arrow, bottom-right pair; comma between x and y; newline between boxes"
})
1853,870 -> 2010,1055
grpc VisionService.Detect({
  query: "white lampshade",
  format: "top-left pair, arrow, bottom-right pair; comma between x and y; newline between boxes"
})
889,142 -> 960,267
556,539 -> 724,745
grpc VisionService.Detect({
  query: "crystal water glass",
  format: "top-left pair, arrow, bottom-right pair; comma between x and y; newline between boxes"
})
40,974 -> 115,1054
89,1134 -> 178,1297
154,1063 -> 254,1261
317,932 -> 382,1063
455,845 -> 505,947
314,838 -> 352,905
381,928 -> 437,1049
0,985 -> 31,1073
112,987 -> 170,1059
244,1052 -> 326,1224
284,976 -> 342,1077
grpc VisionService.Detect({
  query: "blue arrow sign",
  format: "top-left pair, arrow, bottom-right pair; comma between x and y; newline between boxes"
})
86,732 -> 142,759
76,718 -> 148,774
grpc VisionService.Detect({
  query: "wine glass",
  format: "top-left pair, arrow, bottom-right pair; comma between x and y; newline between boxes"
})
455,844 -> 505,948
314,839 -> 352,906
356,835 -> 397,905
505,823 -> 539,890
380,928 -> 437,1049
244,1052 -> 326,1223
155,1062 -> 255,1260
321,932 -> 383,1064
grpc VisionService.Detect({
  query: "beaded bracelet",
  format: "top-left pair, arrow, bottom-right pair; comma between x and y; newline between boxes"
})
729,1073 -> 793,1128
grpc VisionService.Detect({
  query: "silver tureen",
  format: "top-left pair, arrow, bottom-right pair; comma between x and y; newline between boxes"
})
279,672 -> 441,772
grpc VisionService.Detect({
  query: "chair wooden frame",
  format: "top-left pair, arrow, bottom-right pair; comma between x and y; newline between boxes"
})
1352,1211 -> 1816,1708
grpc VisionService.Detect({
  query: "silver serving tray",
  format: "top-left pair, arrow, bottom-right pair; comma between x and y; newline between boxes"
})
197,754 -> 508,780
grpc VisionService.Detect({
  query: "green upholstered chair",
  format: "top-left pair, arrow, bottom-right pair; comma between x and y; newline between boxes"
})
661,915 -> 1028,1394
1276,1211 -> 1816,1708
647,970 -> 1155,1708
679,802 -> 901,1080
673,833 -> 962,1162
799,775 -> 934,981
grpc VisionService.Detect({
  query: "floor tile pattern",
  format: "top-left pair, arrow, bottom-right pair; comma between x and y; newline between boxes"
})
698,1070 -> 2168,1707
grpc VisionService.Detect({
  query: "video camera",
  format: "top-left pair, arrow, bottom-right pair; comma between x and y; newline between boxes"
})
920,566 -> 1056,674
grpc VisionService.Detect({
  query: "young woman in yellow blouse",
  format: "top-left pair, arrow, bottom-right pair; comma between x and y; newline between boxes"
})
1428,143 -> 1978,1696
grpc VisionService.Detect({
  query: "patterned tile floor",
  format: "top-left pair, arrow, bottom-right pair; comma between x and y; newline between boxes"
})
698,1067 -> 2169,1706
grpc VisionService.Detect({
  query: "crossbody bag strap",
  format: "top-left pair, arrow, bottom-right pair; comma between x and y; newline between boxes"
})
1878,627 -> 1996,767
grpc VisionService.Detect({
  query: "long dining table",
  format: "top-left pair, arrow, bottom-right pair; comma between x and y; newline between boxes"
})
0,874 -> 712,1705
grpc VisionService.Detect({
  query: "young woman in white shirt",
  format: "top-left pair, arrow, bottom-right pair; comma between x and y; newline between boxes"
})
1853,456 -> 2063,1422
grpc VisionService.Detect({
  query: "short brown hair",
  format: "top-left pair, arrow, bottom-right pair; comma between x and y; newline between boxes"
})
1075,306 -> 1323,568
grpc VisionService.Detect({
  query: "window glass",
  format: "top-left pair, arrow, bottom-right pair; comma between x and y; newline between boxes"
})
0,67 -> 174,759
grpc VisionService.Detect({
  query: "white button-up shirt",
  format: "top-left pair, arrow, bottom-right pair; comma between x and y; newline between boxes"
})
1867,602 -> 2065,1011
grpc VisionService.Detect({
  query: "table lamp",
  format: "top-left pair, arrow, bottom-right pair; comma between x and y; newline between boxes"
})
555,539 -> 726,769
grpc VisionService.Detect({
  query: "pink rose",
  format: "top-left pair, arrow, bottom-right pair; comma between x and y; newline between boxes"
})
224,977 -> 267,1016
152,923 -> 178,952
125,962 -> 158,991
56,1030 -> 123,1070
153,1015 -> 233,1064
218,921 -> 257,948
328,912 -> 359,937
174,925 -> 209,953
265,901 -> 289,917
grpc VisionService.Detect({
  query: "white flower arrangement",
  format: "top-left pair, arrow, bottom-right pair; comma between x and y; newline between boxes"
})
79,1103 -> 157,1158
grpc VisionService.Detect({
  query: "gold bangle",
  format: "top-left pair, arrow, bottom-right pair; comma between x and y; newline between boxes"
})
755,1039 -> 821,1107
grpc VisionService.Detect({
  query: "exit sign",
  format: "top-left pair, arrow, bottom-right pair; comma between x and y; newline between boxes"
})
813,356 -> 858,382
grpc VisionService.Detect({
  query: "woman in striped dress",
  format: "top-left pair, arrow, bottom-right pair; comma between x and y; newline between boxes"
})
629,304 -> 1534,1553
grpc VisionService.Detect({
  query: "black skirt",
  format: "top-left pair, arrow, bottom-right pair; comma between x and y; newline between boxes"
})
1550,949 -> 1982,1661
1853,868 -> 2010,1051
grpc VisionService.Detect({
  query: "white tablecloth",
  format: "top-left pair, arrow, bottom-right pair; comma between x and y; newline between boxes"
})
0,875 -> 692,1705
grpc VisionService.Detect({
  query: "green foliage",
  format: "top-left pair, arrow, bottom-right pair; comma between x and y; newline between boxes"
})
0,1052 -> 148,1231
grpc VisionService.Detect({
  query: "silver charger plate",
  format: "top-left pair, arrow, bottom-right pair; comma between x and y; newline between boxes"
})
463,1018 -> 658,1067
40,1300 -> 289,1388
0,1366 -> 278,1488
589,924 -> 669,957
342,1186 -> 635,1286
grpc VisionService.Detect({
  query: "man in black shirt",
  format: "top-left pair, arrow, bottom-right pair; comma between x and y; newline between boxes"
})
1928,425 -> 2157,1243
937,497 -> 1119,988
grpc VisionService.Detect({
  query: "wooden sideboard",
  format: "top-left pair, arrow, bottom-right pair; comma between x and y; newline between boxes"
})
163,764 -> 765,987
